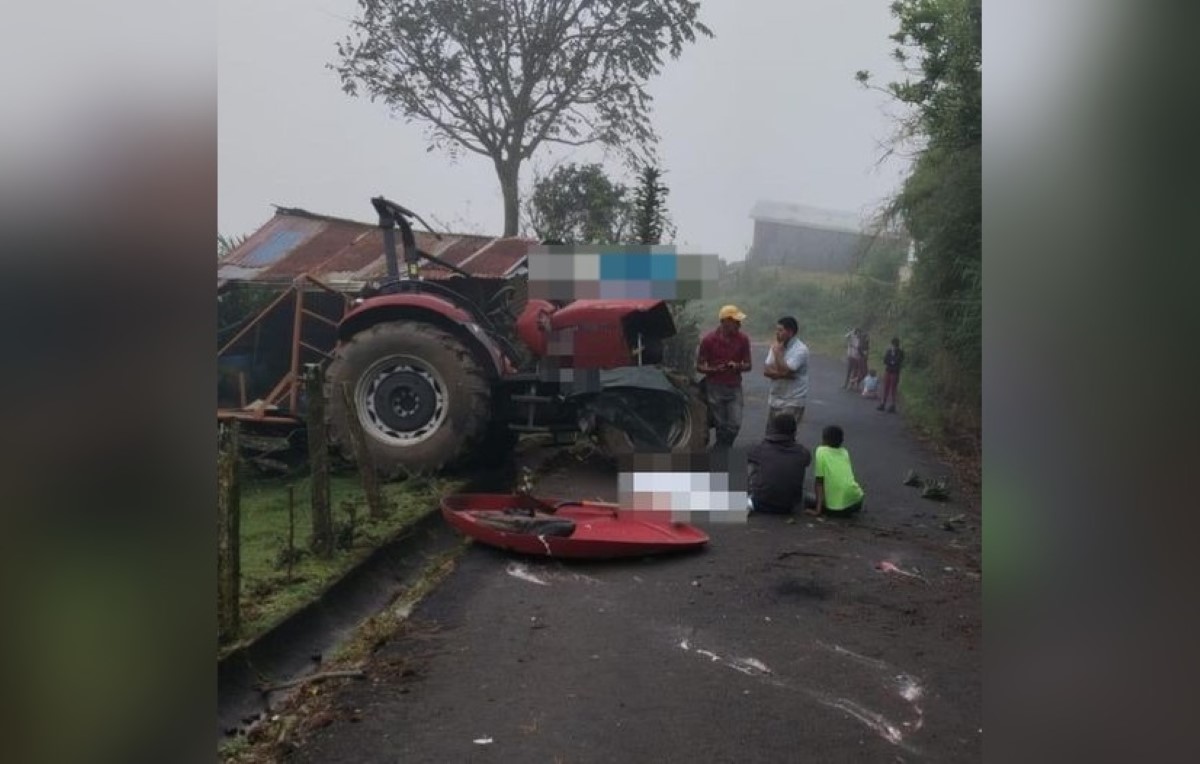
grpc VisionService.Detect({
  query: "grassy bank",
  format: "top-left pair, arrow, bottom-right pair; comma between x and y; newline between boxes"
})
221,471 -> 462,658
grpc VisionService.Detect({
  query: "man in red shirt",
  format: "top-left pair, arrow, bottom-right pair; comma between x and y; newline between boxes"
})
696,305 -> 752,448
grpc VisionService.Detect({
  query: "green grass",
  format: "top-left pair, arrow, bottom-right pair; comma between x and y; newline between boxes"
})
221,471 -> 462,658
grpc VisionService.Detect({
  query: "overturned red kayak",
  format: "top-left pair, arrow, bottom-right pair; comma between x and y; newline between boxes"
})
441,493 -> 709,559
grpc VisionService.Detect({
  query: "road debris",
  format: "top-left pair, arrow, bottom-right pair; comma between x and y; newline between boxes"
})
875,560 -> 928,584
777,548 -> 838,560
506,562 -> 550,586
255,669 -> 366,694
903,469 -> 951,500
920,479 -> 950,501
941,514 -> 965,531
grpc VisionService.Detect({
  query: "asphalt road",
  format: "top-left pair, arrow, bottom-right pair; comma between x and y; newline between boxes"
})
291,346 -> 982,762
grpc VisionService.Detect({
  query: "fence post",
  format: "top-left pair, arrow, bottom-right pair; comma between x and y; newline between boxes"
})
286,484 -> 296,581
217,421 -> 241,643
340,381 -> 387,519
306,364 -> 334,558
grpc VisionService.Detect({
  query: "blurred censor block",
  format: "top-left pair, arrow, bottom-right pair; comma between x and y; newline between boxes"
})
527,245 -> 720,300
617,452 -> 749,524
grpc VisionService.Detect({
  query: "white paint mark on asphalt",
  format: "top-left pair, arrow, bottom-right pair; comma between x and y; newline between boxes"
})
506,562 -> 549,586
678,636 -> 780,686
821,696 -> 906,747
818,642 -> 888,669
814,645 -> 928,746
898,675 -> 923,703
896,674 -> 925,733
669,638 -> 929,751
732,657 -> 773,676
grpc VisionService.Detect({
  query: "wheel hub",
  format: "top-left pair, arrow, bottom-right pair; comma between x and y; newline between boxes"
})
359,359 -> 448,445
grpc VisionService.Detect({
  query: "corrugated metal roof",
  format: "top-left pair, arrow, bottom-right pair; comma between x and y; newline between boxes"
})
749,200 -> 866,234
219,207 -> 534,289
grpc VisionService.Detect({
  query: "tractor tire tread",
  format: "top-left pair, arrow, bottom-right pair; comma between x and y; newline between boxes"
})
325,321 -> 492,480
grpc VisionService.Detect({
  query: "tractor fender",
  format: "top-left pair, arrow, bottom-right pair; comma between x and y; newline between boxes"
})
337,294 -> 510,378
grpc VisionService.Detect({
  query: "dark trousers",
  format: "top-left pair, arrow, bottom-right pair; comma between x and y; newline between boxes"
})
826,500 -> 864,516
705,382 -> 743,447
881,370 -> 900,407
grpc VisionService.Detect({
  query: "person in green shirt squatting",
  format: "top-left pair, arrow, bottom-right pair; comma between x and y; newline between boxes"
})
807,424 -> 865,517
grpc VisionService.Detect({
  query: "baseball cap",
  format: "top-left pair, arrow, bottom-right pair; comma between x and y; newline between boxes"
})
718,305 -> 746,322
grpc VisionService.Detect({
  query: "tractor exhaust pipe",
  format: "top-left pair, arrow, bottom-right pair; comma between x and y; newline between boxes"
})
369,197 -> 469,283
371,196 -> 420,282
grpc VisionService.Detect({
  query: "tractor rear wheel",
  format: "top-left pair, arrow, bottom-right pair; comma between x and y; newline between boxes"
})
326,322 -> 491,478
596,380 -> 709,457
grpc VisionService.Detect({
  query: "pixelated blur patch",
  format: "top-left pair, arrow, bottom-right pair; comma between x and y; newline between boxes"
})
528,245 -> 719,301
616,451 -> 748,524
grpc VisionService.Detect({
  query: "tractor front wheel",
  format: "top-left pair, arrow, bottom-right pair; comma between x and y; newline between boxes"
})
596,381 -> 709,457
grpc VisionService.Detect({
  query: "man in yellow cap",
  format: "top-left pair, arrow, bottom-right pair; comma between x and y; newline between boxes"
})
696,305 -> 752,448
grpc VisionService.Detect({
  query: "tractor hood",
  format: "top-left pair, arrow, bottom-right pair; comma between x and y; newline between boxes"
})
549,299 -> 676,340
540,299 -> 677,370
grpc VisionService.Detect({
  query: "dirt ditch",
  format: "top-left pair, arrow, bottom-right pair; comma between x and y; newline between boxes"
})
217,462 -> 515,742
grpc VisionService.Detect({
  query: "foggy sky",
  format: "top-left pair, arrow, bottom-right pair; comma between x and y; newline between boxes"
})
218,0 -> 911,261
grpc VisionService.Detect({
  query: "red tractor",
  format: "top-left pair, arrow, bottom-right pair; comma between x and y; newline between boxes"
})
323,197 -> 708,478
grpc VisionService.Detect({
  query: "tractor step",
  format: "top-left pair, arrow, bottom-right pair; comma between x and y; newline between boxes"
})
511,394 -> 556,403
509,424 -> 578,433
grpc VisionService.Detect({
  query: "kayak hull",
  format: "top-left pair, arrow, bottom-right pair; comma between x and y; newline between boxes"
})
441,493 -> 709,559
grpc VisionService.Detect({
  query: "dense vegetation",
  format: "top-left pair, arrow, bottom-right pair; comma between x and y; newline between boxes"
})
867,0 -> 981,451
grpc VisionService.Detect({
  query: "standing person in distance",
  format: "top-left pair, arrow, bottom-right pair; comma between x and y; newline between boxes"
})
857,330 -> 870,386
843,328 -> 862,390
763,316 -> 809,435
697,305 -> 752,448
879,336 -> 905,413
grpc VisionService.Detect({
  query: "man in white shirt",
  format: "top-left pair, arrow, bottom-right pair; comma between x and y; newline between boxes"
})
763,316 -> 809,435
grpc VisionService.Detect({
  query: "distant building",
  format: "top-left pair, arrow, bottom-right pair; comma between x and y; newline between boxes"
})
748,200 -> 881,272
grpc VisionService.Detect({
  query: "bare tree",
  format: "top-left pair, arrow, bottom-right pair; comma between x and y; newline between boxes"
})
333,0 -> 712,236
